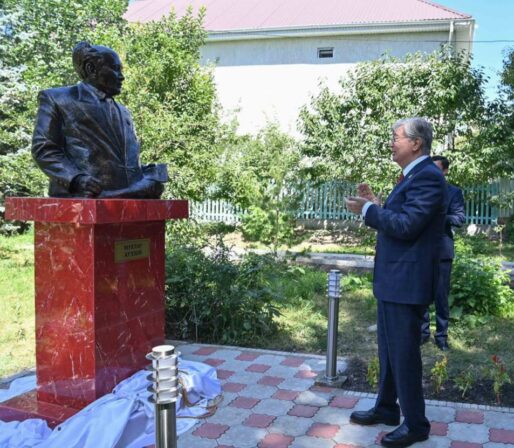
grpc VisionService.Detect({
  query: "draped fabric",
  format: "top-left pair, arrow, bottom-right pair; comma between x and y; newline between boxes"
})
0,359 -> 221,448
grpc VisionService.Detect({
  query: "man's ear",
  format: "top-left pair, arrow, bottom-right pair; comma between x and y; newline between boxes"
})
84,62 -> 96,78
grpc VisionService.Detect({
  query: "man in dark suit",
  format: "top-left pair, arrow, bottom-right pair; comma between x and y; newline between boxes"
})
421,156 -> 465,351
345,117 -> 447,447
32,41 -> 167,198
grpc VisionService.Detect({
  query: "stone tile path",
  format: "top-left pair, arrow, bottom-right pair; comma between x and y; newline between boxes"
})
173,342 -> 514,448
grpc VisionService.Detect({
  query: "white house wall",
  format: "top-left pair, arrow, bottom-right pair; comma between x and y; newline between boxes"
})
200,31 -> 452,134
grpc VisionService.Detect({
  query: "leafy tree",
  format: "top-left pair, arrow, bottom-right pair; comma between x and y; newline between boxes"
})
299,48 -> 489,191
0,0 -> 128,202
118,10 -> 225,200
501,47 -> 514,99
216,123 -> 303,250
0,0 -> 224,202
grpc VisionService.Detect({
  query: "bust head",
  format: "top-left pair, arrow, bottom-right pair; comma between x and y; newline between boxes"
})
72,41 -> 124,97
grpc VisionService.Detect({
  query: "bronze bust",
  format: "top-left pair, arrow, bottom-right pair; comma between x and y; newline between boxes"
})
32,42 -> 167,199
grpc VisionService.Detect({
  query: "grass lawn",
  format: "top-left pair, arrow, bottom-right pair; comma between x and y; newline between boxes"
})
263,269 -> 514,373
0,229 -> 35,377
248,266 -> 514,406
1,228 -> 512,405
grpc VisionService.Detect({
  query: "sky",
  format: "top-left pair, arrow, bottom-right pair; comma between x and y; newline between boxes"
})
438,0 -> 514,98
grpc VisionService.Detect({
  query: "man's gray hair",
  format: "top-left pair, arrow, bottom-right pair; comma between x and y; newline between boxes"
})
392,117 -> 433,155
72,41 -> 104,80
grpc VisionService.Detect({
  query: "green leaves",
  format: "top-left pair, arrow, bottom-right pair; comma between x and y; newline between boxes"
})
449,237 -> 514,325
216,123 -> 303,250
0,0 -> 224,203
299,48 -> 505,189
164,233 -> 283,345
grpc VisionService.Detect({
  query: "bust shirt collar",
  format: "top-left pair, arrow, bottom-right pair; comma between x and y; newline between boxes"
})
81,81 -> 109,101
403,155 -> 429,177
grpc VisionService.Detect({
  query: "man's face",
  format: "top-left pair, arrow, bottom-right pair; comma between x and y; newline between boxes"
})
433,160 -> 449,176
390,126 -> 421,169
91,50 -> 124,97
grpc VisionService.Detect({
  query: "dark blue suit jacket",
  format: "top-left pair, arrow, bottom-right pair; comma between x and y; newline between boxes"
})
441,184 -> 465,260
365,158 -> 448,305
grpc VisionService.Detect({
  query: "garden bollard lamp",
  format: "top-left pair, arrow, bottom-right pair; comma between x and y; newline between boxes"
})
316,269 -> 347,387
147,345 -> 180,448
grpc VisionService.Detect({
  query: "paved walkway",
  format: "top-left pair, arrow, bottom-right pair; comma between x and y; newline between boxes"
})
231,249 -> 514,284
174,342 -> 514,448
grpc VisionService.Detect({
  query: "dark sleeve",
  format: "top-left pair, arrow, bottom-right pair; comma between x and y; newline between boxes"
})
447,187 -> 465,228
142,163 -> 168,182
31,90 -> 84,190
364,170 -> 445,240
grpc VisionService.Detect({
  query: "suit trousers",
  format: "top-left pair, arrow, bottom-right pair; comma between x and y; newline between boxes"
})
374,300 -> 430,435
421,260 -> 452,342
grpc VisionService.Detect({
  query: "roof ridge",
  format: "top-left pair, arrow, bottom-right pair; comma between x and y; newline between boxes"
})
415,0 -> 472,19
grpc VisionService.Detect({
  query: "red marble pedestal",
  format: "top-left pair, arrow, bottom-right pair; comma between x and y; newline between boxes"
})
0,198 -> 188,427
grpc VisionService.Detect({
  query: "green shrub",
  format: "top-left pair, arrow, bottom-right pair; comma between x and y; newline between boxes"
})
367,356 -> 379,388
431,355 -> 448,394
449,248 -> 514,325
241,205 -> 294,246
165,233 -> 282,345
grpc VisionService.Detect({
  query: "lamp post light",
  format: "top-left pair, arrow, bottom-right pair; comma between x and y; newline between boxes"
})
147,345 -> 180,448
316,269 -> 347,387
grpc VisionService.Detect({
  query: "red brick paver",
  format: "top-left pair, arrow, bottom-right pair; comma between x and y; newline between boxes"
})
258,433 -> 295,448
229,396 -> 260,409
204,358 -> 225,367
310,385 -> 337,393
376,431 -> 388,444
222,382 -> 246,393
216,369 -> 235,380
236,351 -> 261,361
288,404 -> 319,418
192,347 -> 218,356
330,396 -> 359,409
273,389 -> 299,401
258,375 -> 285,386
280,357 -> 305,367
192,422 -> 229,439
430,421 -> 449,436
456,410 -> 484,424
295,369 -> 318,379
450,442 -> 483,448
307,423 -> 340,439
489,428 -> 514,444
246,363 -> 271,373
243,413 -> 276,428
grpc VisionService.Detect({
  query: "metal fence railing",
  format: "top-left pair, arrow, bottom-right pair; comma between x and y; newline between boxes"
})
190,180 -> 514,226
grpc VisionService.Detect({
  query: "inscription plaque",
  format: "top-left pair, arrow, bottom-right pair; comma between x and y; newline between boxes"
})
115,239 -> 150,263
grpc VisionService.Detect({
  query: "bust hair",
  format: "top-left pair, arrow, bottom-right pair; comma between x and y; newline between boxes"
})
72,41 -> 104,80
393,117 -> 433,155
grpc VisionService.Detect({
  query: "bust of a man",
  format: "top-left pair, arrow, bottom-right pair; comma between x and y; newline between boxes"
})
32,41 -> 167,198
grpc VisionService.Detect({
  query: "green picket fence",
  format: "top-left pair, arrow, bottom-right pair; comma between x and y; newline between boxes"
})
190,180 -> 513,226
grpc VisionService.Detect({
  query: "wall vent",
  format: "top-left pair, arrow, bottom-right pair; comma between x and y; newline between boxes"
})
317,47 -> 334,58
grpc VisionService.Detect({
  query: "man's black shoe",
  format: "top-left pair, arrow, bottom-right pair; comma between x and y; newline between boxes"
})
435,339 -> 449,351
350,409 -> 400,426
381,423 -> 429,447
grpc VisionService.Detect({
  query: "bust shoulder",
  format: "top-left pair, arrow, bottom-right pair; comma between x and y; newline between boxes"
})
39,85 -> 80,103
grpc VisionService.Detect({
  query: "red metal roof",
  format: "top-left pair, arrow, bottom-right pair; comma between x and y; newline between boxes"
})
125,0 -> 471,31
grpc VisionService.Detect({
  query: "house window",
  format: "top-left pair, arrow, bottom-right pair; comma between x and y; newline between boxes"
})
317,47 -> 334,59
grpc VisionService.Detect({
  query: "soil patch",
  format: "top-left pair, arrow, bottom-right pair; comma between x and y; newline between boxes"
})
343,356 -> 514,408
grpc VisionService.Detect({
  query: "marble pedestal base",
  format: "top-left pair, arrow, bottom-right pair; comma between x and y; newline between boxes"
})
0,198 -> 188,427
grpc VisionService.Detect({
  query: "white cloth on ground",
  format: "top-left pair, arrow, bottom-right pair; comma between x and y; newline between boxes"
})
0,359 -> 221,448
